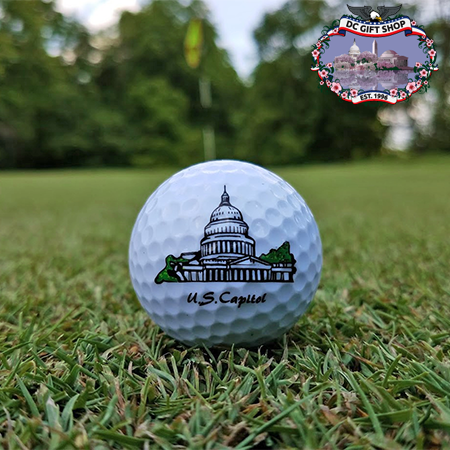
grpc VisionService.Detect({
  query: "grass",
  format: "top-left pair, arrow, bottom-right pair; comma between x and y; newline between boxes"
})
1,156 -> 450,449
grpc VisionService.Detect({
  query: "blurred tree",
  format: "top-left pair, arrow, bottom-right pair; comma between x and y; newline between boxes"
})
413,7 -> 450,153
0,0 -> 446,169
0,0 -> 243,168
0,0 -> 95,168
237,0 -> 385,165
95,0 -> 244,166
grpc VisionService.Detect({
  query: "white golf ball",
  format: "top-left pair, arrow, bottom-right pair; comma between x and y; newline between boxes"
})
129,160 -> 322,347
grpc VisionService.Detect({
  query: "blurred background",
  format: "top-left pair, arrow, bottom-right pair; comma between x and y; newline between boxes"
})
0,0 -> 448,170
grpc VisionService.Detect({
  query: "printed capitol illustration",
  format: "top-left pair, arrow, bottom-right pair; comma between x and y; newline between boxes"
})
155,187 -> 296,283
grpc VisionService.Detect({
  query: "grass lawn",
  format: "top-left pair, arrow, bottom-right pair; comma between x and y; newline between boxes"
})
1,156 -> 450,449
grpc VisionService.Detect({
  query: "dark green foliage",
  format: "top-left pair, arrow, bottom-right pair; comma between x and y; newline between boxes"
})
236,0 -> 386,165
155,254 -> 189,283
0,0 -> 447,169
101,0 -> 244,166
259,241 -> 294,264
413,18 -> 450,153
0,0 -> 244,169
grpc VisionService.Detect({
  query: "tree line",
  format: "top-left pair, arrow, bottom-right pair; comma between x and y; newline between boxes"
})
0,0 -> 448,169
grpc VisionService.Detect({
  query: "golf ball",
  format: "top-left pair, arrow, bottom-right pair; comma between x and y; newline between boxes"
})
129,160 -> 322,347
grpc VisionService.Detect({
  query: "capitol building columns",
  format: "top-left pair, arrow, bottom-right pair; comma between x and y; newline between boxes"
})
201,239 -> 255,258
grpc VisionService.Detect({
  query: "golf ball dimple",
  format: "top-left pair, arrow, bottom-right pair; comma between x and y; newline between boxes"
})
129,160 -> 322,347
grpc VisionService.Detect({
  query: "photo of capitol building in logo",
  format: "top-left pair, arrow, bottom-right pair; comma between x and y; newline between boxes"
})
334,38 -> 411,69
331,38 -> 414,90
155,187 -> 296,283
